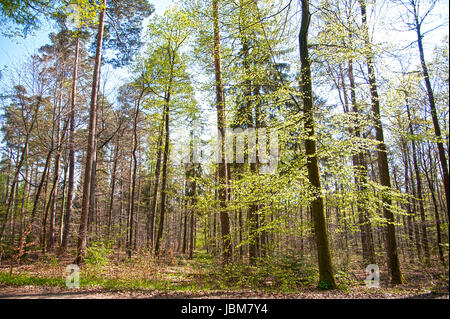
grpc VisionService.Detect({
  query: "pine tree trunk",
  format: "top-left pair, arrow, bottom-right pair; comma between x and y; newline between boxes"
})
126,89 -> 144,258
76,1 -> 106,264
59,35 -> 79,254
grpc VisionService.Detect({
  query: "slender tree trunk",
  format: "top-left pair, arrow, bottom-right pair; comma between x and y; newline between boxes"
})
58,151 -> 69,246
134,145 -> 142,251
299,0 -> 336,289
347,60 -> 375,264
18,143 -> 29,242
358,0 -> 403,284
412,3 -> 449,217
3,148 -> 12,205
154,57 -> 174,256
27,149 -> 52,245
188,176 -> 197,260
148,119 -> 164,250
46,83 -> 65,251
213,0 -> 232,265
423,146 -> 446,266
400,138 -> 416,263
406,105 -> 430,264
107,137 -> 119,242
59,35 -> 79,254
126,89 -> 144,258
182,209 -> 188,254
76,2 -> 106,264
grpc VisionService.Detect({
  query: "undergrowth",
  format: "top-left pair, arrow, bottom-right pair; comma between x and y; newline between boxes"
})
0,249 -> 447,294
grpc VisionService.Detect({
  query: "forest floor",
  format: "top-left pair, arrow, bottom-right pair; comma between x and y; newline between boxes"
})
0,250 -> 448,299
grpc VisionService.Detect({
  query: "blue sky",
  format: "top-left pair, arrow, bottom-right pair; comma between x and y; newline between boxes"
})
0,0 -> 173,79
0,0 -> 448,96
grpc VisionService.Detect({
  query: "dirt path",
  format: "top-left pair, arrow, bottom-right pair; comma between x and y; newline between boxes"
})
0,285 -> 448,299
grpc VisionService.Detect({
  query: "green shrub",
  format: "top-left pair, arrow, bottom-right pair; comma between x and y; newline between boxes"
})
85,241 -> 112,268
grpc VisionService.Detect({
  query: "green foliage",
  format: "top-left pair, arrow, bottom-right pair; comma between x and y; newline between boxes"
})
0,0 -> 55,36
318,280 -> 333,290
202,253 -> 318,292
0,271 -> 64,287
85,241 -> 112,268
334,269 -> 359,291
41,254 -> 59,267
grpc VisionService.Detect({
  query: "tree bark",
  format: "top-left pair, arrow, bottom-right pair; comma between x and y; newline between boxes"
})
126,88 -> 144,258
59,35 -> 79,254
148,118 -> 165,250
406,103 -> 430,264
76,1 -> 106,264
358,0 -> 404,284
154,52 -> 174,256
412,1 -> 449,218
212,0 -> 232,265
347,60 -> 376,265
299,0 -> 336,289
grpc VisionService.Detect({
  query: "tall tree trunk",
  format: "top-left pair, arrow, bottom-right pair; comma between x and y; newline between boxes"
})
347,60 -> 375,265
400,138 -> 416,263
46,78 -> 65,251
2,148 -> 12,205
58,151 -> 69,247
18,143 -> 29,243
423,145 -> 446,266
126,89 -> 144,258
242,30 -> 258,265
26,149 -> 52,245
59,35 -> 79,254
188,173 -> 197,260
76,2 -> 106,264
412,2 -> 449,217
299,0 -> 336,289
148,119 -> 164,250
107,136 -> 119,242
134,145 -> 142,251
406,103 -> 430,264
154,56 -> 174,256
212,0 -> 232,265
358,0 -> 403,284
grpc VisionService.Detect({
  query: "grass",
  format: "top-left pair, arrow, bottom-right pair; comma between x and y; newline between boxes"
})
0,270 -> 205,292
0,272 -> 65,287
0,250 -> 448,296
0,251 -> 321,293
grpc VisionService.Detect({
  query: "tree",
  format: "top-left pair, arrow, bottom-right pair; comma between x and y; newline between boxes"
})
397,0 -> 449,218
0,0 -> 56,36
299,0 -> 337,290
358,0 -> 404,285
76,0 -> 107,264
212,0 -> 232,265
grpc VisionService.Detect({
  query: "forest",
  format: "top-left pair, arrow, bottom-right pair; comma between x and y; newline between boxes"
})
0,0 -> 448,299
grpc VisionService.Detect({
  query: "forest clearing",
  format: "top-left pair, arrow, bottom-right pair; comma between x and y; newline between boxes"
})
0,0 -> 449,302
